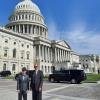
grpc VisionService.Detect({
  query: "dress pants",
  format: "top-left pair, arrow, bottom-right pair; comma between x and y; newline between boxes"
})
18,91 -> 27,100
32,89 -> 42,100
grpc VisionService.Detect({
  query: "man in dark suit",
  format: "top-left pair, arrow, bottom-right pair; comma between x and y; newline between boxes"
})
17,67 -> 29,100
30,64 -> 43,100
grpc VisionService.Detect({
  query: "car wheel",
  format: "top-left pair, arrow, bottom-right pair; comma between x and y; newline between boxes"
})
71,79 -> 77,84
50,78 -> 55,83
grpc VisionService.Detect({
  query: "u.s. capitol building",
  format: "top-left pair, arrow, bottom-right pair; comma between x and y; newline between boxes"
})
0,0 -> 80,75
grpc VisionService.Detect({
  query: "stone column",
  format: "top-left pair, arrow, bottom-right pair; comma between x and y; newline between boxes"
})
58,48 -> 59,61
14,25 -> 16,32
45,46 -> 47,62
39,26 -> 40,36
55,48 -> 57,62
66,51 -> 67,61
19,24 -> 21,33
27,25 -> 29,34
30,25 -> 33,34
69,51 -> 71,61
44,46 -> 46,61
61,49 -> 62,62
68,51 -> 70,61
64,50 -> 66,61
34,26 -> 36,35
49,48 -> 51,62
40,27 -> 42,36
42,28 -> 44,37
38,45 -> 41,60
21,15 -> 22,20
23,25 -> 25,34
48,47 -> 50,62
42,45 -> 44,61
62,50 -> 63,62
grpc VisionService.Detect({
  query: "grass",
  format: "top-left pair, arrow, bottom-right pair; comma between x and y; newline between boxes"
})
84,73 -> 100,83
2,75 -> 48,80
2,76 -> 14,79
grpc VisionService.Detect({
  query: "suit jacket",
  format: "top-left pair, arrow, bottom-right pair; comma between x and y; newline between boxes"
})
17,73 -> 29,91
30,70 -> 43,91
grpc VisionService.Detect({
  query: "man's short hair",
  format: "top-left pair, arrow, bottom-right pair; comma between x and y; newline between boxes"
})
22,67 -> 27,71
34,64 -> 38,67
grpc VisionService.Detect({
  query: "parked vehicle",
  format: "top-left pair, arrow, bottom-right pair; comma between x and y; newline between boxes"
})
48,69 -> 86,84
15,70 -> 34,80
0,70 -> 11,77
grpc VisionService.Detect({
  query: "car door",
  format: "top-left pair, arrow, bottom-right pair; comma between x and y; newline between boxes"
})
61,70 -> 71,81
54,72 -> 63,81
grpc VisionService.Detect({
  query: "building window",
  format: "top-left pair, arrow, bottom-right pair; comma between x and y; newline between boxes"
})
22,15 -> 24,19
26,51 -> 30,60
21,51 -> 24,59
32,14 -> 34,20
12,64 -> 16,71
4,49 -> 8,57
14,42 -> 16,45
21,65 -> 23,68
22,44 -> 24,47
13,49 -> 16,58
27,45 -> 29,48
5,39 -> 8,43
3,63 -> 6,71
25,15 -> 28,19
48,66 -> 50,72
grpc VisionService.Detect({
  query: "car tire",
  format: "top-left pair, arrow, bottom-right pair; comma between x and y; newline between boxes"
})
50,78 -> 55,83
71,79 -> 77,84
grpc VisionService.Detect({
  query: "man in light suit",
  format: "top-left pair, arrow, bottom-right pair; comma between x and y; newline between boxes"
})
30,64 -> 43,100
17,67 -> 29,100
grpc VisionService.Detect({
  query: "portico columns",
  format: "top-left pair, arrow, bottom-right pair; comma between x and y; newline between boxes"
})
38,45 -> 41,60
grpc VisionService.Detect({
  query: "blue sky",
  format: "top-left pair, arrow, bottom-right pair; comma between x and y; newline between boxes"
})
0,0 -> 100,54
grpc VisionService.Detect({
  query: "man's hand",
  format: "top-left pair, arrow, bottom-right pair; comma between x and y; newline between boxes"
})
17,90 -> 19,92
39,87 -> 42,92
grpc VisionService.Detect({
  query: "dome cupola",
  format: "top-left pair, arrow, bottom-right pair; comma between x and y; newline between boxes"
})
15,0 -> 41,14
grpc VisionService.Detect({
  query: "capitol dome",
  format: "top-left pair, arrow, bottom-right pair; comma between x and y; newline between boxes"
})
6,0 -> 48,39
15,0 -> 41,14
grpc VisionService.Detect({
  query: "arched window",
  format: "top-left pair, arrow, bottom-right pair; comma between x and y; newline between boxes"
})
13,49 -> 16,58
26,51 -> 30,60
4,49 -> 8,57
51,66 -> 55,73
3,63 -> 6,71
12,64 -> 16,71
21,51 -> 24,59
22,14 -> 24,19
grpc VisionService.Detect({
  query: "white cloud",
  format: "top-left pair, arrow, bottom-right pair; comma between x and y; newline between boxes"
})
48,20 -> 100,54
47,20 -> 60,40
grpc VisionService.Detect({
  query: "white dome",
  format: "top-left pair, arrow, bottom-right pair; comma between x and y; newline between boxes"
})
15,0 -> 41,14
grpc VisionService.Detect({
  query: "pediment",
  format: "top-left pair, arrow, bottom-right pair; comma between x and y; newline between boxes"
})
56,40 -> 71,49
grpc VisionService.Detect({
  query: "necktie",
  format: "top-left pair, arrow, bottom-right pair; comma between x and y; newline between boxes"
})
23,76 -> 24,80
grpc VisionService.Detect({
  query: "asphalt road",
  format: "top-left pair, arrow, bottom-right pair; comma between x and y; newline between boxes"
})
0,79 -> 100,100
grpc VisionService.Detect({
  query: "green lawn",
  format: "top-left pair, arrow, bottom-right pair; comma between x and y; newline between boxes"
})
84,73 -> 100,83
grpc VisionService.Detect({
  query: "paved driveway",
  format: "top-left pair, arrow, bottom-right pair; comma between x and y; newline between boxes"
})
0,79 -> 99,100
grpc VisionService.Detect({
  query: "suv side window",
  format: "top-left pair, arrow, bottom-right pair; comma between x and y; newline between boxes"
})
60,70 -> 69,74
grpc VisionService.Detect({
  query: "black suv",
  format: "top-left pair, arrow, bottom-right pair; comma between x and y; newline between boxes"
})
48,69 -> 86,84
15,70 -> 34,80
0,70 -> 11,77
